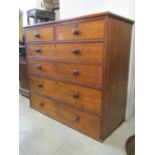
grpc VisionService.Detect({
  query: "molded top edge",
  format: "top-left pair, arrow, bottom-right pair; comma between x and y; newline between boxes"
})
24,11 -> 134,29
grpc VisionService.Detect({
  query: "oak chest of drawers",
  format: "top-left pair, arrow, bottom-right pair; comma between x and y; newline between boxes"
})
24,12 -> 134,141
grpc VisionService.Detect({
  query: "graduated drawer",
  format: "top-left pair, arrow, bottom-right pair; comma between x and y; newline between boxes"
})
31,93 -> 101,139
25,27 -> 53,42
27,43 -> 105,63
55,20 -> 105,41
30,75 -> 102,114
28,60 -> 103,86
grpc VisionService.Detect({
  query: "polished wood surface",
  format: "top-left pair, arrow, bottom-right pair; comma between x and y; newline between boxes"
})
55,20 -> 105,41
27,43 -> 105,63
25,27 -> 53,42
19,55 -> 29,97
101,17 -> 133,139
24,12 -> 133,141
30,75 -> 102,114
31,93 -> 101,139
28,60 -> 103,86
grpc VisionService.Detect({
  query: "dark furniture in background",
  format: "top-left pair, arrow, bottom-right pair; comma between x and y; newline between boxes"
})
27,9 -> 55,25
19,45 -> 29,97
126,135 -> 135,155
24,12 -> 134,141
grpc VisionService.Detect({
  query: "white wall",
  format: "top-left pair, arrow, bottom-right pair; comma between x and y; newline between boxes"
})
60,0 -> 134,20
60,0 -> 135,119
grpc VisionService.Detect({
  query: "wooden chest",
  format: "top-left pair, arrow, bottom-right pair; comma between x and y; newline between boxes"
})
24,12 -> 134,141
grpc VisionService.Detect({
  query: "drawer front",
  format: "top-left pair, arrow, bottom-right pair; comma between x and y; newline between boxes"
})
27,43 -> 105,63
25,27 -> 53,42
30,75 -> 102,114
31,93 -> 101,139
28,60 -> 103,86
55,20 -> 105,41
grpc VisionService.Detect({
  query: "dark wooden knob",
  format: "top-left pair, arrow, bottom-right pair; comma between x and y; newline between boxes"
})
72,48 -> 79,54
72,115 -> 80,122
73,92 -> 80,99
34,32 -> 40,38
35,48 -> 41,53
37,83 -> 43,88
39,102 -> 44,107
72,28 -> 79,35
72,69 -> 79,76
37,64 -> 42,70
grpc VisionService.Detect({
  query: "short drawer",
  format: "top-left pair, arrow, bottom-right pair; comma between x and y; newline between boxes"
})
27,43 -> 105,63
30,75 -> 102,114
28,60 -> 103,86
31,93 -> 101,139
55,20 -> 105,41
25,27 -> 53,42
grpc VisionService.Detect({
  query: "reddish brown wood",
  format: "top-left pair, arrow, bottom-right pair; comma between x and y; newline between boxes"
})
19,55 -> 29,97
27,43 -> 105,63
28,60 -> 103,86
24,12 -> 134,141
25,27 -> 53,42
55,20 -> 105,41
126,135 -> 135,155
101,16 -> 133,139
29,75 -> 102,115
30,93 -> 101,139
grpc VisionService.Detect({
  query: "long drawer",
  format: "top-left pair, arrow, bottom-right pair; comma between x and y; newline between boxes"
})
25,27 -> 54,42
27,43 -> 105,63
30,75 -> 102,114
31,93 -> 101,139
55,20 -> 105,41
28,60 -> 103,86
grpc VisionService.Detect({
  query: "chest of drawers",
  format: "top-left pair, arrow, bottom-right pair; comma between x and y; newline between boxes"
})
24,12 -> 133,141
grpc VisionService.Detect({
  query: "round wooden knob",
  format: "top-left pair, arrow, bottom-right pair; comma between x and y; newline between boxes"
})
34,32 -> 40,38
39,102 -> 44,107
37,83 -> 43,88
37,64 -> 42,70
73,92 -> 80,99
72,69 -> 79,76
72,28 -> 79,35
35,48 -> 41,53
72,115 -> 80,122
72,48 -> 79,54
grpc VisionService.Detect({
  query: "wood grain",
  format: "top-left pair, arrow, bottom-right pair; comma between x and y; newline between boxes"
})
101,16 -> 133,139
55,20 -> 105,41
24,12 -> 134,141
30,75 -> 102,114
31,93 -> 101,139
28,60 -> 103,86
25,27 -> 53,42
27,43 -> 105,63
19,55 -> 29,97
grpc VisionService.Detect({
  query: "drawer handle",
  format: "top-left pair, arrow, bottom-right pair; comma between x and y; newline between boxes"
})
73,92 -> 80,99
39,102 -> 44,107
34,32 -> 40,38
37,64 -> 42,70
72,69 -> 79,76
72,48 -> 79,54
72,115 -> 80,122
35,48 -> 41,53
37,83 -> 43,88
72,27 -> 79,35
